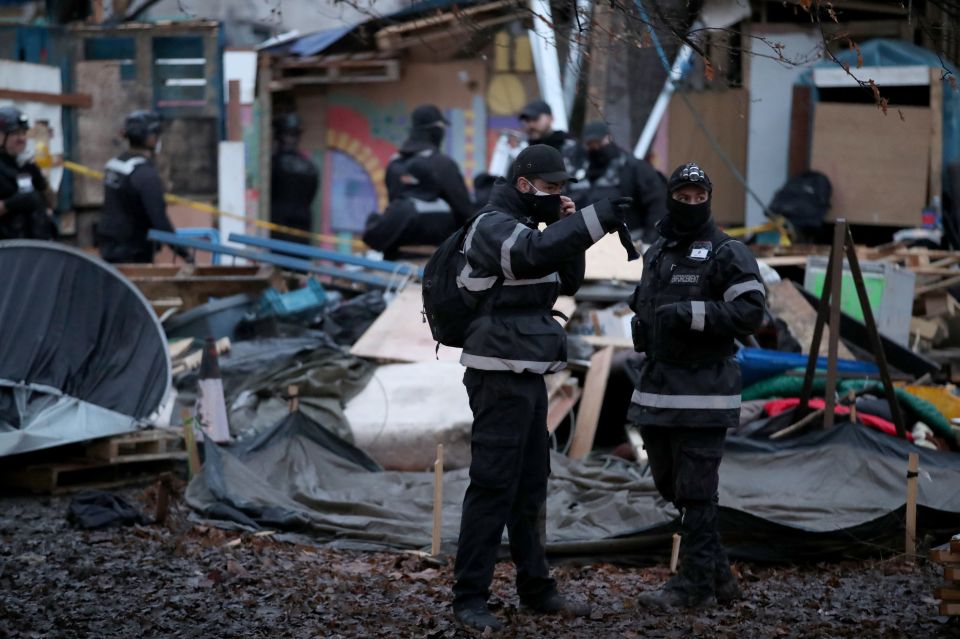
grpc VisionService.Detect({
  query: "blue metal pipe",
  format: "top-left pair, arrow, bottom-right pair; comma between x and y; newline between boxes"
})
147,230 -> 393,288
228,233 -> 424,278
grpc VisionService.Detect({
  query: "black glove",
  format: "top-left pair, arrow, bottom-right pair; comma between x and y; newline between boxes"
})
3,191 -> 46,217
655,302 -> 691,333
173,245 -> 194,264
610,197 -> 634,222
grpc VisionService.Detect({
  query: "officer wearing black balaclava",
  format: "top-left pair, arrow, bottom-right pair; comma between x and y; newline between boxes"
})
450,144 -> 632,634
98,110 -> 187,263
628,163 -> 765,610
568,121 -> 667,241
0,106 -> 57,240
384,104 -> 472,226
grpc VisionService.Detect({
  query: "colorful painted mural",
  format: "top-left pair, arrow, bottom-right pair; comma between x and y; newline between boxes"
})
319,89 -> 488,235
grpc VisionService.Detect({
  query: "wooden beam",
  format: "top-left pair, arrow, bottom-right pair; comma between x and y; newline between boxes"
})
569,346 -> 614,460
788,84 -> 812,178
930,67 -> 943,205
227,79 -> 241,142
0,89 -> 92,108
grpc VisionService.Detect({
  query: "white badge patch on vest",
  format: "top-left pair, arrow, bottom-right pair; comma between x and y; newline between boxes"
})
688,241 -> 712,261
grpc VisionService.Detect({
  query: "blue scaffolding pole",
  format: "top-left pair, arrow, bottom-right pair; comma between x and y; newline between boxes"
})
228,233 -> 424,279
147,230 -> 394,289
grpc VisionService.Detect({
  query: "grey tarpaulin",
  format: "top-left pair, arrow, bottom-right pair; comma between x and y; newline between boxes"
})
0,241 -> 171,456
186,412 -> 960,560
177,334 -> 373,442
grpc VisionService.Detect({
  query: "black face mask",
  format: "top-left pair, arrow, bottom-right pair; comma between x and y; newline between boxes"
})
419,125 -> 444,148
519,190 -> 563,225
666,197 -> 712,232
587,144 -> 617,168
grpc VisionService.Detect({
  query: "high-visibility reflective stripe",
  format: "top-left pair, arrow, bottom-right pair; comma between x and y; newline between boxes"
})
723,279 -> 765,302
458,213 -> 498,292
504,272 -> 560,286
412,198 -> 451,214
461,352 -> 565,374
105,157 -> 146,176
581,204 -> 605,242
631,389 -> 741,410
690,300 -> 705,332
500,223 -> 525,280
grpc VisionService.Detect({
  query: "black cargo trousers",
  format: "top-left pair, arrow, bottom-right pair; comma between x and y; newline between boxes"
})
452,368 -> 556,611
640,426 -> 731,598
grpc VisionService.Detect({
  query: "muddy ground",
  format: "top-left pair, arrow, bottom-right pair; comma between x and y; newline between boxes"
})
0,485 -> 957,639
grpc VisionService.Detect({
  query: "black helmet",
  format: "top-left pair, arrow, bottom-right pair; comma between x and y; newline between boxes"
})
668,162 -> 712,194
0,107 -> 29,134
273,113 -> 302,135
124,110 -> 162,146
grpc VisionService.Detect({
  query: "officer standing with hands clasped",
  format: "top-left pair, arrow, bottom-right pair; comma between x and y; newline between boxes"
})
451,143 -> 632,634
0,106 -> 57,240
628,163 -> 765,609
98,110 -> 189,264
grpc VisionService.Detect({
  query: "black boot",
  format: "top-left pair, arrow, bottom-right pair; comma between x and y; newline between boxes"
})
453,605 -> 504,634
521,591 -> 592,617
637,574 -> 716,610
715,562 -> 743,604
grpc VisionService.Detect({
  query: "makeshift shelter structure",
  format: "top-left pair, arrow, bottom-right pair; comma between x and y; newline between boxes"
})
0,241 -> 171,457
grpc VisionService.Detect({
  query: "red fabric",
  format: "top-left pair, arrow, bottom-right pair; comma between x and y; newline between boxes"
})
763,397 -> 913,441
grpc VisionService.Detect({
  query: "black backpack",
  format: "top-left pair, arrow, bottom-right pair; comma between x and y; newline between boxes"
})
422,213 -> 500,349
768,171 -> 832,233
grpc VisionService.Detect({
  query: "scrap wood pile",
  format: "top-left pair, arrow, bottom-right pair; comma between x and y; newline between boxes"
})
931,534 -> 960,616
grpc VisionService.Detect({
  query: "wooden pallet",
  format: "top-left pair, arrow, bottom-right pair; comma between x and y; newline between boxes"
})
84,429 -> 184,463
116,264 -> 283,312
0,430 -> 187,494
932,536 -> 960,616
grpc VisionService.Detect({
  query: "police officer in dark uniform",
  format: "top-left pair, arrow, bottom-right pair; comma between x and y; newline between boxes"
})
517,99 -> 581,175
628,163 -> 765,609
364,159 -> 459,259
385,104 -> 472,225
0,107 -> 57,240
569,121 -> 667,241
270,113 -> 319,244
452,144 -> 631,633
98,110 -> 186,263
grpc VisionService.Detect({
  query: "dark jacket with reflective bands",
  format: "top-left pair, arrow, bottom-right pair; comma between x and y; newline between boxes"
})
458,182 -> 618,374
98,152 -> 174,263
627,219 -> 766,428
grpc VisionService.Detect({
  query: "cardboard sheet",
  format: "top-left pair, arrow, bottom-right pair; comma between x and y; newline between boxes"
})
584,232 -> 644,282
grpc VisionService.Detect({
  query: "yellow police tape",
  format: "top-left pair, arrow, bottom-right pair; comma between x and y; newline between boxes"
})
724,217 -> 792,247
62,160 -> 367,250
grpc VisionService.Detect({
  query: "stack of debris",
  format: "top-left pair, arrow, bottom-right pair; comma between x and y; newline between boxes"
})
932,534 -> 960,617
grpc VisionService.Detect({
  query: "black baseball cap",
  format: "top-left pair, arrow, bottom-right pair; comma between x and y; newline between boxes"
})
668,162 -> 713,193
411,104 -> 449,127
512,144 -> 576,183
582,121 -> 610,142
519,99 -> 552,121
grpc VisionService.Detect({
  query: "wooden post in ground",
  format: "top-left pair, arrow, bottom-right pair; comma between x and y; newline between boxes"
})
431,444 -> 444,556
155,472 -> 173,524
906,452 -> 920,560
287,385 -> 300,413
822,221 -> 847,428
181,409 -> 202,478
669,533 -> 681,573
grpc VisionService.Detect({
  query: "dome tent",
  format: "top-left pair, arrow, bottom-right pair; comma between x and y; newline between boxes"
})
0,241 -> 171,456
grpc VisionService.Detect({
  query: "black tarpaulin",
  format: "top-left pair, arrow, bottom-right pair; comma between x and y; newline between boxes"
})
186,413 -> 960,561
0,241 -> 170,455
